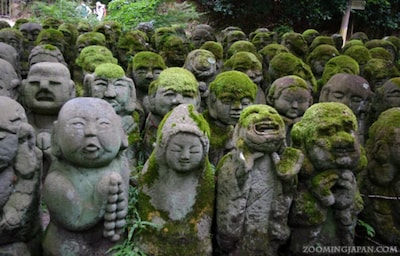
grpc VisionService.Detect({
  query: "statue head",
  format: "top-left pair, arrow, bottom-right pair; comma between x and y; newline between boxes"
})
266,75 -> 313,120
35,28 -> 66,55
319,55 -> 360,86
84,63 -> 136,115
250,30 -> 278,51
155,104 -> 210,172
258,43 -> 289,72
128,51 -> 166,94
0,42 -> 20,78
225,40 -> 258,60
319,73 -> 373,117
19,22 -> 43,49
362,58 -> 400,91
189,24 -> 216,49
41,17 -> 63,30
116,29 -> 149,69
221,29 -> 247,57
58,23 -> 79,47
0,59 -> 20,100
306,44 -> 339,79
21,62 -> 75,115
280,32 -> 308,60
0,28 -> 24,55
343,45 -> 371,73
183,49 -> 217,81
159,34 -> 193,67
302,29 -> 320,46
207,70 -> 257,126
148,67 -> 200,117
76,32 -> 107,53
29,44 -> 67,67
234,104 -> 285,154
224,51 -> 263,86
75,45 -> 118,74
52,97 -> 128,168
291,102 -> 361,171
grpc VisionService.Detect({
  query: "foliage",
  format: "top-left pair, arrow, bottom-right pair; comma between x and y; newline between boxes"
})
107,177 -> 159,256
30,0 -> 99,26
106,0 -> 202,30
357,219 -> 376,238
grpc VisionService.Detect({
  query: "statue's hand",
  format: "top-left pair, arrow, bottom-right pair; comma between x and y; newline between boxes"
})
274,147 -> 304,180
101,173 -> 127,242
310,170 -> 339,206
333,170 -> 357,210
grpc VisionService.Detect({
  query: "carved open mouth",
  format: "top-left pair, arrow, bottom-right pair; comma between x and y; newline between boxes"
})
36,92 -> 54,101
254,121 -> 280,134
83,143 -> 100,153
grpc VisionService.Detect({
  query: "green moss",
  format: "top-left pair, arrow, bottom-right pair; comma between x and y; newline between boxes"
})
130,51 -> 166,70
209,70 -> 257,101
342,39 -> 364,53
307,44 -> 339,65
277,147 -> 302,175
238,104 -> 283,129
343,45 -> 371,66
267,75 -> 310,104
148,67 -> 199,95
187,104 -> 211,139
76,45 -> 116,69
309,36 -> 335,52
94,63 -> 125,79
298,191 -> 327,225
226,40 -> 258,59
200,41 -> 223,60
224,51 -> 262,71
369,47 -> 392,60
302,29 -> 320,44
76,32 -> 106,46
40,44 -> 57,51
35,28 -> 64,45
319,55 -> 360,86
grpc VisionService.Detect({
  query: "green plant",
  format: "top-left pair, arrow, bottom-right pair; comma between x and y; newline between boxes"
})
357,219 -> 376,238
107,176 -> 159,256
106,0 -> 202,30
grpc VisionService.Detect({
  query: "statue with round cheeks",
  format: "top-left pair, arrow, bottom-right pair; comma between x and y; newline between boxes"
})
0,59 -> 20,100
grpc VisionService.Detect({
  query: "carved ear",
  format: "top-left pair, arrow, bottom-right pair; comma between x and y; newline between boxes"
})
69,80 -> 76,98
14,123 -> 40,178
374,140 -> 389,164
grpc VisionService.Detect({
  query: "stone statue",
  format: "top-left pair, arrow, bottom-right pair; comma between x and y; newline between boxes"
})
19,22 -> 43,78
266,75 -> 313,145
288,102 -> 365,253
93,21 -> 123,58
0,58 -> 20,100
116,29 -> 149,70
136,103 -> 214,255
204,70 -> 257,166
280,31 -> 309,61
84,63 -> 139,168
319,73 -> 373,145
76,31 -> 107,53
158,34 -> 193,67
189,24 -> 216,49
20,62 -> 76,177
42,97 -> 129,255
216,104 -> 303,255
250,29 -> 278,51
142,67 -> 200,161
224,51 -> 265,104
358,107 -> 400,246
200,41 -> 224,72
0,42 -> 21,79
35,29 -> 67,61
362,58 -> 400,91
220,28 -> 248,58
127,51 -> 166,126
183,49 -> 218,112
306,44 -> 339,80
343,45 -> 372,75
0,28 -> 24,78
28,44 -> 67,68
0,96 -> 42,256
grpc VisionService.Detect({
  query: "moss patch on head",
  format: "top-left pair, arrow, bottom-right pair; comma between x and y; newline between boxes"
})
200,41 -> 223,60
76,45 -> 116,68
307,44 -> 339,64
343,45 -> 371,66
148,67 -> 199,95
267,75 -> 310,103
94,63 -> 125,79
76,32 -> 106,46
369,47 -> 392,60
209,70 -> 257,100
224,51 -> 262,71
36,28 -> 64,44
367,107 -> 400,149
319,55 -> 360,85
131,51 -> 166,70
226,40 -> 258,58
238,104 -> 284,129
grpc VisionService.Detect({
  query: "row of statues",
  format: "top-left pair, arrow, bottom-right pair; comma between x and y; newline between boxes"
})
0,17 -> 400,255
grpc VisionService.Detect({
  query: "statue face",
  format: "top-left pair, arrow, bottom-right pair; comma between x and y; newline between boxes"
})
132,66 -> 163,92
186,51 -> 217,80
90,76 -> 131,114
152,87 -> 198,117
273,87 -> 311,119
165,133 -> 204,173
239,106 -> 285,153
209,92 -> 252,125
383,82 -> 400,108
19,23 -> 42,44
23,63 -> 74,114
56,99 -> 123,167
252,33 -> 274,50
323,82 -> 369,116
0,98 -> 27,169
0,60 -> 19,99
0,32 -> 22,53
305,117 -> 361,170
191,29 -> 213,49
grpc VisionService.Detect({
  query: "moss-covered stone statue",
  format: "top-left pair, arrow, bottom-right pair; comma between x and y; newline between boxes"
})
35,29 -> 66,60
200,40 -> 224,72
136,103 -> 214,255
42,97 -> 129,255
20,62 -> 76,177
93,21 -> 123,58
75,45 -> 118,79
158,34 -> 193,67
76,31 -> 107,53
19,22 -> 43,78
183,49 -> 218,112
143,67 -> 200,161
319,73 -> 373,145
268,52 -> 317,97
0,58 -> 20,100
306,44 -> 339,80
258,43 -> 290,87
362,58 -> 400,91
84,63 -> 140,169
224,51 -> 265,104
220,28 -> 248,59
302,29 -> 320,47
280,31 -> 309,61
116,29 -> 149,70
250,29 -> 278,51
0,96 -> 42,256
365,39 -> 397,63
358,107 -> 400,246
309,35 -> 335,53
0,28 -> 24,77
367,77 -> 400,128
225,40 -> 259,60
266,75 -> 313,145
189,24 -> 216,49
216,104 -> 303,255
343,45 -> 372,75
204,70 -> 257,166
288,102 -> 365,254
127,51 -> 166,128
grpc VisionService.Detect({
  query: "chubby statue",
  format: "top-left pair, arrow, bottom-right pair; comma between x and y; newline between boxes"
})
0,96 -> 42,256
42,97 -> 130,255
136,104 -> 215,255
216,104 -> 303,255
288,102 -> 365,253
